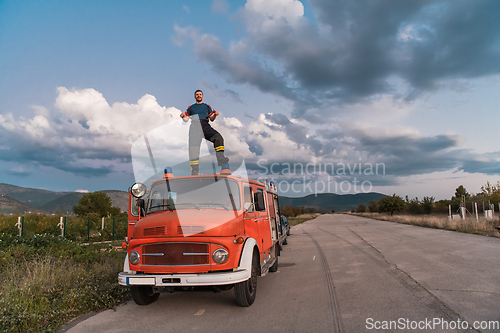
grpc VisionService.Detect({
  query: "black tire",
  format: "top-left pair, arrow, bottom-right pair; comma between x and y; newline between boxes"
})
130,286 -> 160,305
269,246 -> 279,272
283,237 -> 288,245
235,254 -> 258,307
287,229 -> 290,236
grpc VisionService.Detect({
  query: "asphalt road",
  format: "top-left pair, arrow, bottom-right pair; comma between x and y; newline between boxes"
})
63,214 -> 500,333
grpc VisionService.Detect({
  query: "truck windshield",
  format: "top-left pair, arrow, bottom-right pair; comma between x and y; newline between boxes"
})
147,178 -> 241,213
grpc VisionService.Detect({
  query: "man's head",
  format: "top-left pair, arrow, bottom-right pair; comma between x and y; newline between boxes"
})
194,90 -> 203,103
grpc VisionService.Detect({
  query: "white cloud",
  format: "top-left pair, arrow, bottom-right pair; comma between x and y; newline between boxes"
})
0,87 -> 181,176
222,117 -> 243,128
53,87 -> 180,156
0,114 -> 18,132
0,113 -> 55,143
245,114 -> 313,163
244,0 -> 304,24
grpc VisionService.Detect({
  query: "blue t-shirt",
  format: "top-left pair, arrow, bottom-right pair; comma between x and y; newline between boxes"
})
185,103 -> 214,120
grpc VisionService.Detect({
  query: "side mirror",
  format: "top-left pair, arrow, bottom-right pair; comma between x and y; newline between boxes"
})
244,202 -> 254,213
138,199 -> 146,217
254,192 -> 265,211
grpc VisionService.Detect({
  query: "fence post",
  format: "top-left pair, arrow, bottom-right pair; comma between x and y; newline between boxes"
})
475,202 -> 478,222
58,216 -> 65,237
16,216 -> 24,237
459,206 -> 466,220
112,217 -> 115,241
102,217 -> 105,230
87,217 -> 90,242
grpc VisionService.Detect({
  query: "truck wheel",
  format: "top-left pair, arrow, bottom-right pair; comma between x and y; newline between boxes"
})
269,246 -> 279,272
235,254 -> 258,307
130,286 -> 160,305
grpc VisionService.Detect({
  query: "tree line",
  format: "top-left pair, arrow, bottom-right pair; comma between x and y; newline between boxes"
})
355,181 -> 500,216
72,181 -> 500,218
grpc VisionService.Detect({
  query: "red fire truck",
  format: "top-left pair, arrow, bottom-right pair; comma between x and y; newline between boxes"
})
118,167 -> 283,307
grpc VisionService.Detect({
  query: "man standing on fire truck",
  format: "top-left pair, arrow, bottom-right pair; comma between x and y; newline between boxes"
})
180,90 -> 229,175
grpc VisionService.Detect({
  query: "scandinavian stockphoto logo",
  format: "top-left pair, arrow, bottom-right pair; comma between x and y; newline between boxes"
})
254,158 -> 386,196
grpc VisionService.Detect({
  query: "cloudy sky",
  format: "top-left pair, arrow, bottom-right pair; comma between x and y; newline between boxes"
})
1,0 -> 499,199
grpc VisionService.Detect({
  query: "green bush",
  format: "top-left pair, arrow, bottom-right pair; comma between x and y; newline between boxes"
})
0,234 -> 128,332
281,205 -> 306,218
0,215 -> 18,234
356,204 -> 367,213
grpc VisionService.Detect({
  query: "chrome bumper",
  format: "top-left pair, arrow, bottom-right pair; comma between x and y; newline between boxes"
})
118,268 -> 250,287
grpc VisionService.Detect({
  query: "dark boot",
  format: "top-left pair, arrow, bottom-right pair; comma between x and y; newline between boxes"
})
216,151 -> 229,166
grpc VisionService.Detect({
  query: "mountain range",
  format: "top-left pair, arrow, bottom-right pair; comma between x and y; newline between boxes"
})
0,183 -> 386,214
0,183 -> 129,214
279,192 -> 386,213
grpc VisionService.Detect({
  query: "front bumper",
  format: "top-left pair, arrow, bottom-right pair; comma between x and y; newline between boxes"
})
118,268 -> 250,287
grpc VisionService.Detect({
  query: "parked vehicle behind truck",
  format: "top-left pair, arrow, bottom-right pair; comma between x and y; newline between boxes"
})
118,168 -> 283,307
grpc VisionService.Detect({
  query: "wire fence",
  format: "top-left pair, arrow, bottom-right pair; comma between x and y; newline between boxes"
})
452,201 -> 500,220
0,213 -> 128,242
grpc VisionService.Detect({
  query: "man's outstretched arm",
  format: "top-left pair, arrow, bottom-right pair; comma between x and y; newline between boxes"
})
209,110 -> 219,122
180,112 -> 190,122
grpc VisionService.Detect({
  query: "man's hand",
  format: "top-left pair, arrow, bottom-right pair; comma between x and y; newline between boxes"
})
209,110 -> 219,122
180,112 -> 190,122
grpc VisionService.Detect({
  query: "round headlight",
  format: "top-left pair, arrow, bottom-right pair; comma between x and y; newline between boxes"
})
131,183 -> 147,198
212,249 -> 229,264
129,250 -> 140,265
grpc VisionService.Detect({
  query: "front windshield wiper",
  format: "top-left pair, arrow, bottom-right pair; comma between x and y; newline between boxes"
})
198,202 -> 229,211
175,203 -> 201,210
149,204 -> 175,212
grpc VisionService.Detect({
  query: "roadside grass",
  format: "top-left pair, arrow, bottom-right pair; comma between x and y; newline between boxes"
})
287,213 -> 321,226
350,212 -> 500,238
0,234 -> 128,333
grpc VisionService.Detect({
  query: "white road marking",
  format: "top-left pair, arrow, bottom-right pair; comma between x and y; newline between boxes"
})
194,309 -> 206,316
313,255 -> 316,260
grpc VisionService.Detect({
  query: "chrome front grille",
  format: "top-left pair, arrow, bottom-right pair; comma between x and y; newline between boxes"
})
141,242 -> 210,266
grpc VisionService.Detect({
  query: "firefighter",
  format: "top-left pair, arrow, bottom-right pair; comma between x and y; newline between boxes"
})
180,90 -> 229,175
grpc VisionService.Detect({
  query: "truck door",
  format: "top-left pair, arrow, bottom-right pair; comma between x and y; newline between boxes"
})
267,193 -> 282,243
267,192 -> 279,243
255,187 -> 272,258
273,194 -> 281,239
243,185 -> 262,250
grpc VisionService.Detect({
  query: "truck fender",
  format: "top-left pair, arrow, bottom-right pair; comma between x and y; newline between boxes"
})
238,238 -> 258,274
